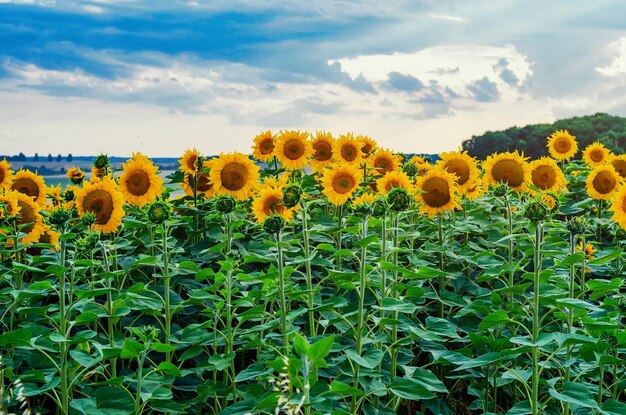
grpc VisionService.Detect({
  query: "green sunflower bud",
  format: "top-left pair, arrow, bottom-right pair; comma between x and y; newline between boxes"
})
372,197 -> 388,218
263,214 -> 285,234
524,199 -> 549,223
94,154 -> 110,169
147,200 -> 171,225
63,188 -> 76,202
80,211 -> 96,227
387,187 -> 412,212
492,183 -> 510,197
402,162 -> 419,178
76,230 -> 99,253
49,207 -> 73,227
215,195 -> 236,214
282,185 -> 302,208
566,216 -> 588,236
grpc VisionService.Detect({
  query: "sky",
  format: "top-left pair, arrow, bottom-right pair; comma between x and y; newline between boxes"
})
1,1 -> 626,157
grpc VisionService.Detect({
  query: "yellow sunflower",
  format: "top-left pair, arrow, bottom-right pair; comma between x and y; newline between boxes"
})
437,150 -> 479,192
334,134 -> 363,165
610,154 -> 626,178
0,191 -> 20,221
352,192 -> 376,206
529,157 -> 567,192
370,148 -> 401,176
91,166 -> 108,181
274,130 -> 312,170
610,185 -> 626,230
414,168 -> 460,217
321,164 -> 361,205
309,131 -> 335,171
547,130 -> 578,161
179,148 -> 201,175
416,161 -> 433,177
358,135 -> 377,159
252,130 -> 275,162
14,191 -> 45,245
210,152 -> 260,200
66,167 -> 85,184
410,155 -> 426,165
255,173 -> 291,195
11,169 -> 47,206
76,177 -> 125,233
33,224 -> 60,252
119,153 -> 164,206
464,181 -> 485,201
251,187 -> 295,223
586,165 -> 622,200
181,160 -> 215,199
47,184 -> 63,207
0,159 -> 14,190
377,171 -> 412,194
482,151 -> 530,192
582,142 -> 612,167
540,193 -> 558,211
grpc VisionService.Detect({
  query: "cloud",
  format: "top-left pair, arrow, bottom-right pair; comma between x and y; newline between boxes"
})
467,77 -> 499,102
386,71 -> 424,92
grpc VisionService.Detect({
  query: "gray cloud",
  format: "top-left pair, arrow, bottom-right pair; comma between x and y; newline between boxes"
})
467,77 -> 499,102
386,71 -> 424,92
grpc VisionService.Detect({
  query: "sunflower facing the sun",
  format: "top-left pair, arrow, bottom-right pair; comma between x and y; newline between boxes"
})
11,169 -> 47,207
251,187 -> 296,223
369,148 -> 400,176
0,191 -> 20,222
210,152 -> 260,200
482,151 -> 530,192
547,130 -> 578,161
321,164 -> 361,205
119,152 -> 164,206
529,157 -> 567,193
610,154 -> 626,178
179,148 -> 201,175
252,130 -> 275,163
414,168 -> 460,217
436,150 -> 479,193
377,171 -> 412,194
0,159 -> 14,190
334,134 -> 363,165
274,130 -> 312,170
582,142 -> 612,167
310,131 -> 335,171
13,191 -> 45,245
609,185 -> 626,230
76,177 -> 125,233
586,164 -> 622,200
358,135 -> 377,159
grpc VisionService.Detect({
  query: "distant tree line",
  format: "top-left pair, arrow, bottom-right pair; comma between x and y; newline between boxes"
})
461,113 -> 626,159
1,153 -> 73,162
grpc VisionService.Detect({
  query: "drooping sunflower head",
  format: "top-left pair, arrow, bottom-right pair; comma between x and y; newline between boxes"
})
310,131 -> 335,171
179,148 -> 201,175
529,157 -> 567,193
414,168 -> 460,217
437,150 -> 479,191
586,164 -> 623,200
609,185 -> 626,231
274,130 -> 312,170
0,159 -> 14,190
321,164 -> 361,206
539,192 -> 560,212
181,160 -> 215,199
252,130 -> 275,162
334,133 -> 363,165
610,154 -> 626,178
482,151 -> 530,192
376,171 -> 412,195
11,169 -> 47,206
119,155 -> 164,206
582,142 -> 612,167
76,177 -> 125,233
251,187 -> 295,223
13,191 -> 45,244
66,167 -> 85,185
369,148 -> 401,176
210,152 -> 260,200
547,130 -> 578,161
91,166 -> 107,180
31,224 -> 60,253
357,135 -> 377,159
464,181 -> 486,201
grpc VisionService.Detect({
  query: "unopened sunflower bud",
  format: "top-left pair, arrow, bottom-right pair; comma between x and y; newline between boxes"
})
282,185 -> 302,208
263,214 -> 285,234
81,211 -> 96,227
566,216 -> 588,236
49,207 -> 73,227
524,199 -> 549,222
372,197 -> 388,218
540,193 -> 560,212
215,195 -> 236,214
63,188 -> 76,202
402,162 -> 419,178
492,183 -> 510,197
387,187 -> 412,212
76,230 -> 99,252
147,200 -> 171,224
94,154 -> 110,169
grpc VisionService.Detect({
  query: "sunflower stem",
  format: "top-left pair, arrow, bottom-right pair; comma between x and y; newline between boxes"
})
564,231 -> 577,415
437,214 -> 446,319
162,222 -> 172,364
301,203 -> 316,337
336,204 -> 344,270
531,221 -> 544,415
389,212 -> 400,383
276,230 -> 288,355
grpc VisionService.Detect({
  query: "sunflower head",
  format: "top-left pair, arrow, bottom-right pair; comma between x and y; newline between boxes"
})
0,192 -> 20,223
321,164 -> 361,206
48,206 -> 73,228
252,187 -> 295,223
66,167 -> 85,185
210,152 -> 260,200
414,168 -> 460,217
539,192 -> 560,212
94,154 -> 110,169
216,195 -> 237,214
47,184 -> 63,207
309,131 -> 335,171
437,150 -> 479,191
11,169 -> 47,206
181,160 -> 215,199
252,130 -> 275,162
282,184 -> 302,208
352,192 -> 376,215
547,130 -> 578,161
610,154 -> 626,178
333,133 -> 363,165
582,142 -> 612,167
372,196 -> 388,218
263,214 -> 285,234
147,200 -> 171,224
358,135 -> 377,158
13,191 -> 45,244
120,155 -> 164,206
76,177 -> 125,233
565,216 -> 588,236
387,187 -> 412,212
529,157 -> 567,193
586,165 -> 623,200
179,148 -> 202,175
275,130 -> 312,170
482,151 -> 530,192
370,148 -> 400,176
610,185 -> 626,231
377,171 -> 412,195
402,162 -> 419,178
0,159 -> 14,190
523,199 -> 550,223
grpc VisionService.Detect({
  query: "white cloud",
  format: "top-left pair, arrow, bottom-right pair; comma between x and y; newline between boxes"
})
596,37 -> 626,77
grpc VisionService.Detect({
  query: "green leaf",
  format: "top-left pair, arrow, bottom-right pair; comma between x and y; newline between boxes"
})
454,352 -> 504,371
0,329 -> 32,347
330,380 -> 364,397
94,386 -> 135,414
548,382 -> 599,409
307,335 -> 335,365
209,353 -> 235,371
293,333 -> 309,356
151,342 -> 178,353
408,367 -> 448,393
345,348 -> 383,369
602,399 -> 626,415
120,339 -> 144,359
388,378 -> 435,401
588,249 -> 622,265
157,361 -> 183,377
478,310 -> 513,330
235,363 -> 272,382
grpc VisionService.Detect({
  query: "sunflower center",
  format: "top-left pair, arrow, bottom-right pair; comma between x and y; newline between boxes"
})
313,141 -> 332,161
444,159 -> 470,185
260,138 -> 274,155
532,165 -> 557,189
374,156 -> 393,175
284,139 -> 305,160
555,137 -> 571,153
383,178 -> 403,192
125,170 -> 151,196
263,195 -> 284,216
332,173 -> 356,194
422,177 -> 451,208
221,162 -> 248,191
16,199 -> 36,233
361,143 -> 372,156
12,178 -> 40,200
83,189 -> 114,225
592,170 -> 617,194
186,155 -> 198,171
196,173 -> 213,192
590,149 -> 605,163
341,144 -> 359,162
491,159 -> 525,187
0,168 -> 5,184
612,159 -> 626,178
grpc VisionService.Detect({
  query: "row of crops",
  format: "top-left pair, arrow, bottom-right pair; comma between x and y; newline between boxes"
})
1,130 -> 625,414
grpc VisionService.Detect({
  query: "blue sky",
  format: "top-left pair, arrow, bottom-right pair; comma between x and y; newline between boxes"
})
1,0 -> 626,156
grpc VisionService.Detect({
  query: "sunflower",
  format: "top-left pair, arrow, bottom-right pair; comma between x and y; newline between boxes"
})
0,191 -> 20,221
414,168 -> 460,217
33,224 -> 60,252
586,165 -> 622,200
437,150 -> 479,192
76,177 -> 125,233
321,164 -> 361,205
181,160 -> 215,199
66,167 -> 85,185
610,154 -> 626,178
11,169 -> 47,206
119,153 -> 164,206
547,130 -> 578,161
251,187 -> 295,223
582,142 -> 612,167
377,171 -> 412,194
252,130 -> 275,162
410,155 -> 426,165
464,181 -> 485,201
210,152 -> 260,200
14,191 -> 45,244
0,159 -> 14,190
370,148 -> 400,176
274,130 -> 312,170
47,184 -> 63,207
529,157 -> 567,192
255,173 -> 291,195
91,166 -> 108,181
179,148 -> 201,175
482,151 -> 530,192
576,241 -> 597,260
309,131 -> 335,171
540,193 -> 558,211
334,134 -> 363,165
358,135 -> 377,159
352,192 -> 376,206
610,185 -> 626,230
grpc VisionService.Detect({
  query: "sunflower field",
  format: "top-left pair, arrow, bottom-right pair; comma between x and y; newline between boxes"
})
1,130 -> 626,415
